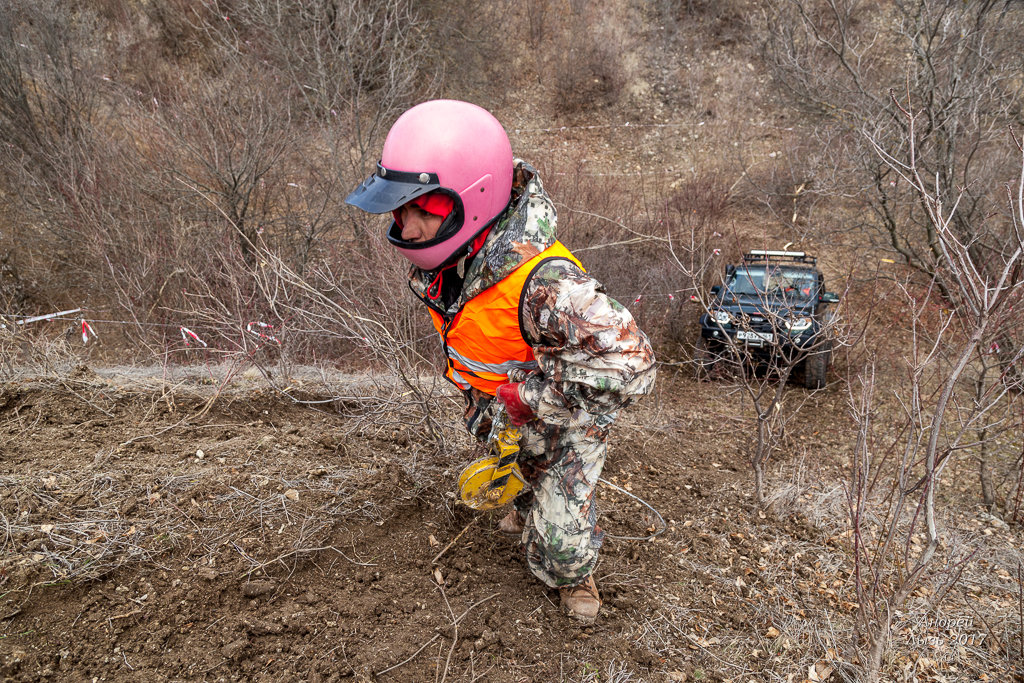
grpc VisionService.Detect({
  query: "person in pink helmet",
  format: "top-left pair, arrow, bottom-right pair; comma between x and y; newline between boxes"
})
347,100 -> 656,622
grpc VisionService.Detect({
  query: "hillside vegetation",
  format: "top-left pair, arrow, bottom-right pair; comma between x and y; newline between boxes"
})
1,1 -> 1024,681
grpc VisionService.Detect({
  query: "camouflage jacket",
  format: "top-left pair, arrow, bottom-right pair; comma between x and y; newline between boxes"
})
408,160 -> 656,429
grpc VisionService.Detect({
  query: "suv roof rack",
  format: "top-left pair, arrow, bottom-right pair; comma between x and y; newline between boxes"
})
743,250 -> 817,265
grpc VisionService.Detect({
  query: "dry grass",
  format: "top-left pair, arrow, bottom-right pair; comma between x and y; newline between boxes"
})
1,361 -> 1021,680
0,364 -> 461,593
752,459 -> 1024,681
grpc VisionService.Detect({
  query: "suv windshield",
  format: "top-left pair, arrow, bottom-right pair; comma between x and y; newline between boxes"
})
726,266 -> 816,301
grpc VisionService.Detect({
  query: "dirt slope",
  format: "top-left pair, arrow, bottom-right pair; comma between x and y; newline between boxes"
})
0,364 -> 868,682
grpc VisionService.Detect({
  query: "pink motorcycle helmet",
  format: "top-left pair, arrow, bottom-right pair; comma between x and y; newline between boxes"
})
345,100 -> 514,271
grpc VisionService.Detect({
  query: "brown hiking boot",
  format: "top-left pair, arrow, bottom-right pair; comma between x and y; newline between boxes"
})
559,575 -> 601,622
497,509 -> 526,535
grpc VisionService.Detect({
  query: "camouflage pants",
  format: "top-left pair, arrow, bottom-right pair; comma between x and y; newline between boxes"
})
511,414 -> 614,588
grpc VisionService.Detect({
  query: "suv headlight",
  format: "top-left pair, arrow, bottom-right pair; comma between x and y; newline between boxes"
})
786,316 -> 813,333
713,310 -> 732,326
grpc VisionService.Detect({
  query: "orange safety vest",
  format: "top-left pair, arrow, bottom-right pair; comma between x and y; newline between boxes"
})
426,241 -> 583,395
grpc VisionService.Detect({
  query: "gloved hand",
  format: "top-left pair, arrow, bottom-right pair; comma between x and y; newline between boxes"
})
463,388 -> 493,441
495,382 -> 534,426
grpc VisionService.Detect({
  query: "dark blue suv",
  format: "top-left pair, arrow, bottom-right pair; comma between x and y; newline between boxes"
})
695,250 -> 840,388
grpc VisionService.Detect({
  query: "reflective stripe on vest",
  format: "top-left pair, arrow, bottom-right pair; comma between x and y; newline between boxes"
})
428,241 -> 583,395
446,346 -> 540,374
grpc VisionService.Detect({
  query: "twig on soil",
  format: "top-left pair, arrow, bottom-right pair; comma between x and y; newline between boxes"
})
431,515 -> 479,565
58,380 -> 116,418
434,641 -> 444,682
437,581 -> 458,683
375,592 -> 498,678
3,405 -> 43,442
110,608 -> 142,621
204,615 -> 228,630
240,545 -> 377,577
117,412 -> 259,449
598,478 -> 666,541
379,636 -> 442,676
117,416 -> 193,448
466,652 -> 495,683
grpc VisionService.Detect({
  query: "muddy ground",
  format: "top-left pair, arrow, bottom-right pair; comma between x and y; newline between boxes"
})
0,363 -> 1020,682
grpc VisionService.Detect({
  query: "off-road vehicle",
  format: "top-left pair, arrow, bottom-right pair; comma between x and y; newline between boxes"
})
695,250 -> 840,388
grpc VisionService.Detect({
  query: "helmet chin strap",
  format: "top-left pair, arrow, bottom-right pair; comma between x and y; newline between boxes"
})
425,225 -> 493,300
457,225 -> 493,278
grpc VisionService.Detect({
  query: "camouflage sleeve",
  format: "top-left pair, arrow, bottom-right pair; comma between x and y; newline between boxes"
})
518,259 -> 656,425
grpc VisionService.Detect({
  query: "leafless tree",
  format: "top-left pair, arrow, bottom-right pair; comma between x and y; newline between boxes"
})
688,248 -> 848,507
0,0 -> 194,329
763,1 -> 1022,276
0,1 -> 98,209
845,96 -> 1024,682
143,75 -> 294,268
189,0 -> 432,255
763,0 -> 1024,506
0,0 -> 443,380
0,3 -> 115,253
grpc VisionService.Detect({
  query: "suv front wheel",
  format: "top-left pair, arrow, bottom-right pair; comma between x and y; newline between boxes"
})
804,341 -> 832,389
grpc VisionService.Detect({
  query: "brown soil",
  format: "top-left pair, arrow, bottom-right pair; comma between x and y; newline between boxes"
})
3,4 -> 1022,681
2,363 -> 1020,683
0,363 -> 857,683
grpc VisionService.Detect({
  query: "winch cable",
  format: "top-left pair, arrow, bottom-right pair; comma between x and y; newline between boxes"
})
597,478 -> 666,541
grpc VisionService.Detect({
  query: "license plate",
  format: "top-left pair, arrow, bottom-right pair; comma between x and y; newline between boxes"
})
736,330 -> 774,344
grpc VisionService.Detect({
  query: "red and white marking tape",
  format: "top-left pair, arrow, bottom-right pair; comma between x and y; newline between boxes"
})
81,320 -> 97,344
179,326 -> 207,348
246,321 -> 280,345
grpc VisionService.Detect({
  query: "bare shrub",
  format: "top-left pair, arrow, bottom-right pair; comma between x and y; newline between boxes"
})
0,0 -> 445,401
687,252 -> 850,507
764,0 -> 1024,513
651,174 -> 734,348
0,1 -> 119,295
655,0 -> 751,50
0,0 -> 444,441
552,41 -> 625,116
0,323 -> 84,381
763,0 -> 1024,354
0,1 -> 213,330
193,0 -> 431,175
843,99 -> 1024,682
549,4 -> 626,115
732,128 -> 860,244
546,157 -> 730,350
142,75 -> 294,268
0,252 -> 26,315
237,234 -> 458,454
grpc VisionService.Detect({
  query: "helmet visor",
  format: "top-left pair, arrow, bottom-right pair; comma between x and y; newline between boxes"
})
345,162 -> 441,214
